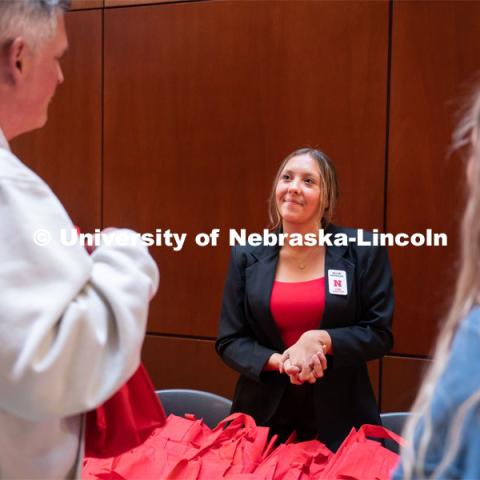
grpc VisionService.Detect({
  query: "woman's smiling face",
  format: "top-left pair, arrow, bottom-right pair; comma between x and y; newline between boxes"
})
275,153 -> 324,228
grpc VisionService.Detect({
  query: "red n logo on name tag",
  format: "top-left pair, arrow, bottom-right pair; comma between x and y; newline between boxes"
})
334,280 -> 342,287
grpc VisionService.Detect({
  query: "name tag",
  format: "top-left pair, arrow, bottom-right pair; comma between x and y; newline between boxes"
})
328,269 -> 348,295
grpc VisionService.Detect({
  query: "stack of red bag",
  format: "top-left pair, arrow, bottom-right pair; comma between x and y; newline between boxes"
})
82,367 -> 404,480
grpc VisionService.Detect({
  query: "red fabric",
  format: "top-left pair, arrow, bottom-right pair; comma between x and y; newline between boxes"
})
270,278 -> 325,347
83,413 -> 276,479
251,439 -> 332,479
85,364 -> 166,458
321,424 -> 404,480
83,411 -> 404,480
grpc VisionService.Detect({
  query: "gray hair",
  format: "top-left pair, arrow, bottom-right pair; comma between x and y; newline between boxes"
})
0,0 -> 70,50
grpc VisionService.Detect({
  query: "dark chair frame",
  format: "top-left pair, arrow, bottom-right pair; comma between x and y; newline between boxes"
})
156,388 -> 232,429
380,411 -> 410,453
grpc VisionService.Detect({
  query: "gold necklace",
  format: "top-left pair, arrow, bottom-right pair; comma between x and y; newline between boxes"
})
289,247 -> 318,270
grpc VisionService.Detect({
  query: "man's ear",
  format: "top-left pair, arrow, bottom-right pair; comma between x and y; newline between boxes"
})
5,37 -> 27,84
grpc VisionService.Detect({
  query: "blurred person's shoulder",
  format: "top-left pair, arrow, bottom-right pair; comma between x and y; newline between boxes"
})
458,305 -> 480,340
447,306 -> 480,391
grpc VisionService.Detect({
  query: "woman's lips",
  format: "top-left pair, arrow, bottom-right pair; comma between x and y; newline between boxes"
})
284,199 -> 303,206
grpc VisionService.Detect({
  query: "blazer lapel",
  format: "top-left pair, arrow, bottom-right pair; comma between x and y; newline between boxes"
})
245,245 -> 286,351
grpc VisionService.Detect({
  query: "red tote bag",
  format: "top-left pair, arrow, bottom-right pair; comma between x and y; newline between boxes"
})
83,413 -> 274,479
165,413 -> 275,479
321,424 -> 405,480
84,363 -> 166,458
250,440 -> 333,480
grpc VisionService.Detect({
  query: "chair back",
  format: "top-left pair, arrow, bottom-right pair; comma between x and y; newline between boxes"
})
380,412 -> 410,453
156,388 -> 232,429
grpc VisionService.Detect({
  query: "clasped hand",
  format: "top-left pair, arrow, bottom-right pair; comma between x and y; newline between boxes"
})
278,330 -> 329,385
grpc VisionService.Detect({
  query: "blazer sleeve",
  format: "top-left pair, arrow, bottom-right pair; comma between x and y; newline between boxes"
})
216,247 -> 277,383
325,245 -> 394,368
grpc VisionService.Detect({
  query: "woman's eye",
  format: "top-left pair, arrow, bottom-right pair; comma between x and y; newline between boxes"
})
304,178 -> 314,184
281,174 -> 291,180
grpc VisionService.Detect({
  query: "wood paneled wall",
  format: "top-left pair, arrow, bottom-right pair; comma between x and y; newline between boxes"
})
11,0 -> 479,414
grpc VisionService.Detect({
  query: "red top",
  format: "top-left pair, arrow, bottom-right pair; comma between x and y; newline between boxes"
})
270,277 -> 325,348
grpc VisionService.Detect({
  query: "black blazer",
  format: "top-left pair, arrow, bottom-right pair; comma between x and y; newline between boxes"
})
215,224 -> 394,451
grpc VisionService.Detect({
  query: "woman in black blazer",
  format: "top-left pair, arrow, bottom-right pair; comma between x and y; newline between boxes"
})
216,148 -> 394,451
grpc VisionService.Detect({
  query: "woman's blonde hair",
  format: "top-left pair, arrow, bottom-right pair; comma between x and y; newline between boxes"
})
268,148 -> 339,230
400,91 -> 480,479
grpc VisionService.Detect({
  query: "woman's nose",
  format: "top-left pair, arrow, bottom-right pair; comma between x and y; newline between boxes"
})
288,179 -> 300,193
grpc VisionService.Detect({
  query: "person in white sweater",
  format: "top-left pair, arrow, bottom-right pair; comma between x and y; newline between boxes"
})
0,1 -> 159,478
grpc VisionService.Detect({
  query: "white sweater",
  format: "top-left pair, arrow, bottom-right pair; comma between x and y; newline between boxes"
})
0,132 -> 159,479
